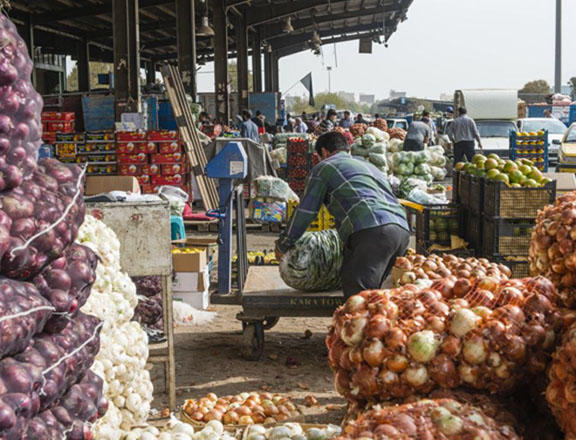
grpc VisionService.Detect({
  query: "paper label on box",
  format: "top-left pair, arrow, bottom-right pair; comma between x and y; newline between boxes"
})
230,161 -> 243,175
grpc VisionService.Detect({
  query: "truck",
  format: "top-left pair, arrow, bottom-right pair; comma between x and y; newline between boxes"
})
454,89 -> 519,157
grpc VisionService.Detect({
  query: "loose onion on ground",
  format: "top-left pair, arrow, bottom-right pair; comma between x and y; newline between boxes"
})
327,277 -> 561,405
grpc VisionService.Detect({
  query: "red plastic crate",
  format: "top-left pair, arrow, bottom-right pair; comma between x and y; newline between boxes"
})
117,153 -> 148,164
151,174 -> 185,185
41,112 -> 75,121
148,130 -> 178,141
158,141 -> 181,154
118,164 -> 143,176
150,153 -> 184,164
116,131 -> 147,142
142,164 -> 161,175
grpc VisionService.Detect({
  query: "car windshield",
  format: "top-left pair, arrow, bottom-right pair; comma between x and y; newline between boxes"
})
565,126 -> 576,143
477,121 -> 517,138
522,119 -> 567,135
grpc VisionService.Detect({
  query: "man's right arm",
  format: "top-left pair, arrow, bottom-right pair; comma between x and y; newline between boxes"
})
472,121 -> 483,149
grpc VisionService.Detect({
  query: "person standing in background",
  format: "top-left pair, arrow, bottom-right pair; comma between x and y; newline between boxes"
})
447,107 -> 483,163
294,117 -> 308,134
355,113 -> 367,125
404,115 -> 431,151
240,110 -> 260,143
339,111 -> 353,129
319,109 -> 337,133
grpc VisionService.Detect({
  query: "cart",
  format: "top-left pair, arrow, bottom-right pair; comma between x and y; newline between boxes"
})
212,266 -> 343,360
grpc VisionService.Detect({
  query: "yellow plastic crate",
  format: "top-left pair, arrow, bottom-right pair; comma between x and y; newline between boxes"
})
286,201 -> 336,231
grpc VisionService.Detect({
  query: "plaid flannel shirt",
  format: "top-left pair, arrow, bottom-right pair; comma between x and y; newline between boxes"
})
278,152 -> 408,253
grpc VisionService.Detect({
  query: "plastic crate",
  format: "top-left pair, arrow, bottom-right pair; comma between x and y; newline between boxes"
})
469,176 -> 485,214
460,173 -> 472,210
463,208 -> 483,252
483,179 -> 556,219
497,258 -> 530,278
286,201 -> 323,231
415,205 -> 459,247
452,170 -> 460,204
482,217 -> 535,257
415,239 -> 474,257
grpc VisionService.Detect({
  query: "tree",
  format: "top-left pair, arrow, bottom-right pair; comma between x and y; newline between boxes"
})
519,80 -> 551,94
228,62 -> 253,93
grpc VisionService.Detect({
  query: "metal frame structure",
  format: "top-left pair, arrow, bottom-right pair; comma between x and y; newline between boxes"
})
7,0 -> 414,121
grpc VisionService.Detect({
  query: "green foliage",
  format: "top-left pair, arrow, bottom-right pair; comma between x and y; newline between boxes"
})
66,62 -> 113,92
519,79 -> 551,94
288,92 -> 371,115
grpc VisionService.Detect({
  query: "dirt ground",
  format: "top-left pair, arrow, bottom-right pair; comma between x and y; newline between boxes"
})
151,232 -> 347,424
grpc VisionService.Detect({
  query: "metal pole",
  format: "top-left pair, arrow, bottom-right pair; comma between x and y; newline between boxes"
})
78,39 -> 91,92
555,0 -> 562,93
213,0 -> 229,123
176,0 -> 197,100
235,12 -> 249,110
113,0 -> 130,120
127,0 -> 140,112
252,30 -> 262,93
327,66 -> 332,93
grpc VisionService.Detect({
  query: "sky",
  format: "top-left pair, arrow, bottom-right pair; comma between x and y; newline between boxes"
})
195,0 -> 576,101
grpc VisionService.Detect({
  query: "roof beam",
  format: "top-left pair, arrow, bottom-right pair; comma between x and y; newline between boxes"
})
32,0 -> 174,24
276,30 -> 378,58
247,0 -> 327,26
261,5 -> 396,40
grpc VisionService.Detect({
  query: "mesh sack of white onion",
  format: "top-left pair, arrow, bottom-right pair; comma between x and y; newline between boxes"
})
33,243 -> 98,333
0,14 -> 44,192
0,158 -> 85,280
0,277 -> 54,359
337,398 -> 520,440
22,370 -> 107,440
327,276 -> 562,405
0,312 -> 101,429
529,192 -> 576,307
393,253 -> 511,287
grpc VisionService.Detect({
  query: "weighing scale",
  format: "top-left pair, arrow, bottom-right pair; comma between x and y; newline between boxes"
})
206,142 -> 344,360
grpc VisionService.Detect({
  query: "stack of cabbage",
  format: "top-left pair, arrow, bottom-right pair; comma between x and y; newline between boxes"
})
392,146 -> 447,184
350,127 -> 389,173
78,216 -> 154,439
0,13 -> 108,439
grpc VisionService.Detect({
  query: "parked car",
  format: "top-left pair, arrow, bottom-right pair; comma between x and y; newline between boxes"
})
386,118 -> 409,131
475,120 -> 518,156
517,117 -> 568,164
558,122 -> 576,170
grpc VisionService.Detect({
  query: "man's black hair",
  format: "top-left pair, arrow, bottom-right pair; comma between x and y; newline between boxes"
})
255,110 -> 261,116
458,107 -> 467,115
422,110 -> 430,118
315,132 -> 350,156
242,110 -> 252,119
327,109 -> 337,118
344,110 -> 351,116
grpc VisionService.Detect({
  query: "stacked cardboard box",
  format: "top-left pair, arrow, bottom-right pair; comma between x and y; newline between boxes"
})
41,112 -> 75,144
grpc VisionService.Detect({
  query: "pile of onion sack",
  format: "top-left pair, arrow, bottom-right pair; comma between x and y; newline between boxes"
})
0,13 -> 106,439
132,275 -> 163,329
327,276 -> 562,406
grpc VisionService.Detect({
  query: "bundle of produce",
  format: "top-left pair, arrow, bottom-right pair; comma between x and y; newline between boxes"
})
183,392 -> 301,425
0,277 -> 54,358
0,158 -> 85,280
393,253 -> 511,287
529,192 -> 576,307
337,399 -> 520,440
33,243 -> 98,332
334,127 -> 355,145
279,230 -> 343,292
546,321 -> 576,438
373,118 -> 388,132
388,138 -> 403,153
0,14 -> 44,192
326,277 -> 561,405
388,127 -> 406,141
77,216 -> 154,438
350,123 -> 367,138
391,151 -> 433,184
24,370 -> 107,440
396,178 -> 448,205
350,135 -> 388,172
366,126 -> 390,143
428,146 -> 448,181
245,423 -> 342,440
253,176 -> 299,202
133,275 -> 163,328
456,154 -> 551,187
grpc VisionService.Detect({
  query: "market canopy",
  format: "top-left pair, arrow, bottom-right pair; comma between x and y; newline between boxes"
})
6,0 -> 413,62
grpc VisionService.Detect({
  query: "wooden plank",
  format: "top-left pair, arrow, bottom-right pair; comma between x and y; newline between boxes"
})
161,63 -> 219,211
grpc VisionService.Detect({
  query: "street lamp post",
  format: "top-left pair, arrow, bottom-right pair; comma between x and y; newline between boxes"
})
555,0 -> 562,93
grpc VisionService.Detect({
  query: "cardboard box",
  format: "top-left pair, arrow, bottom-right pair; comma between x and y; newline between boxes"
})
158,141 -> 181,154
148,130 -> 179,141
136,175 -> 151,185
172,269 -> 209,293
117,153 -> 148,164
162,164 -> 186,176
118,164 -> 143,176
142,164 -> 161,175
151,153 -> 184,164
42,112 -> 75,121
116,131 -> 147,142
85,176 -> 140,195
172,249 -> 207,272
135,141 -> 158,154
173,290 -> 210,311
152,174 -> 184,185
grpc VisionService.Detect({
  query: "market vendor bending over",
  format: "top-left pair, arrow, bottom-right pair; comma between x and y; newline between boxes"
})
275,132 -> 410,299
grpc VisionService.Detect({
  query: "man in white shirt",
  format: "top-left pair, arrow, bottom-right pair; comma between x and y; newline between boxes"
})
447,107 -> 483,163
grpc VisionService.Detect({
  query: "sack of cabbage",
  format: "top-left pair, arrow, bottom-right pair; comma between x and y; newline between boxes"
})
279,230 -> 343,292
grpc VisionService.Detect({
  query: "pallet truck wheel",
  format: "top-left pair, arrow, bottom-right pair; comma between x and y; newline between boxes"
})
241,322 -> 264,361
262,316 -> 279,330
